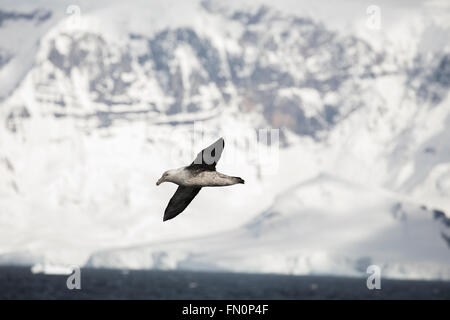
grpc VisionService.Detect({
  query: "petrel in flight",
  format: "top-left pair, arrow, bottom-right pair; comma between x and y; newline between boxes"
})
156,138 -> 244,221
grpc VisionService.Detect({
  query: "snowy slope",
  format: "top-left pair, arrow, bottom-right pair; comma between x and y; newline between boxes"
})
87,174 -> 450,280
0,1 -> 449,279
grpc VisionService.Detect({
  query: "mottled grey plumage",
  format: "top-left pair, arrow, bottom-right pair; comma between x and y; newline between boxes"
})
157,138 -> 244,221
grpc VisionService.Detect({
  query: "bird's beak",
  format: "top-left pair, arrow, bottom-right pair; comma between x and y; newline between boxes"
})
156,177 -> 164,186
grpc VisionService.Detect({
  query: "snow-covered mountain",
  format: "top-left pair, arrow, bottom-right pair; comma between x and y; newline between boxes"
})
0,0 -> 449,279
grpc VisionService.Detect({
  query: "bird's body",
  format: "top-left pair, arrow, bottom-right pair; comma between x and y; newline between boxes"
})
156,138 -> 244,221
168,167 -> 243,187
185,170 -> 243,187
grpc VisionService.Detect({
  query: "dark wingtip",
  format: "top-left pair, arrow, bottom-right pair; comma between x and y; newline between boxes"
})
236,177 -> 245,184
163,211 -> 174,222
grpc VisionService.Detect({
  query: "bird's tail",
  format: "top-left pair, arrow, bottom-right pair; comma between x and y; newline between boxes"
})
234,177 -> 245,184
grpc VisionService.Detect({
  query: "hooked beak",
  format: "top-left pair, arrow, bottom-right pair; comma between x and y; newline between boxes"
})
156,177 -> 164,186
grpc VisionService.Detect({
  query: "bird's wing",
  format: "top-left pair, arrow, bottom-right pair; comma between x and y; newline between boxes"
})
163,186 -> 202,221
189,137 -> 225,171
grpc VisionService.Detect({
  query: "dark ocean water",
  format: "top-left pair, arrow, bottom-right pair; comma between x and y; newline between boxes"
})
0,266 -> 449,300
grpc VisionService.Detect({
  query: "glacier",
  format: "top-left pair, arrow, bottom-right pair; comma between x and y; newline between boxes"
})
87,174 -> 450,280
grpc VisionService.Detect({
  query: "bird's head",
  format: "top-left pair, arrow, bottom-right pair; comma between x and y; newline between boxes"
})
156,169 -> 177,185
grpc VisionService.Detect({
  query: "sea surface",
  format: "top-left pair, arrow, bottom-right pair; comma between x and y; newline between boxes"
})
0,266 -> 449,300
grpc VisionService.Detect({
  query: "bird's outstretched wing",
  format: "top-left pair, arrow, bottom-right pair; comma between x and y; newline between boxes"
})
163,186 -> 202,221
189,137 -> 225,171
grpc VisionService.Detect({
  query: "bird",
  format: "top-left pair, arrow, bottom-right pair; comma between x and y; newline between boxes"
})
156,137 -> 244,221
